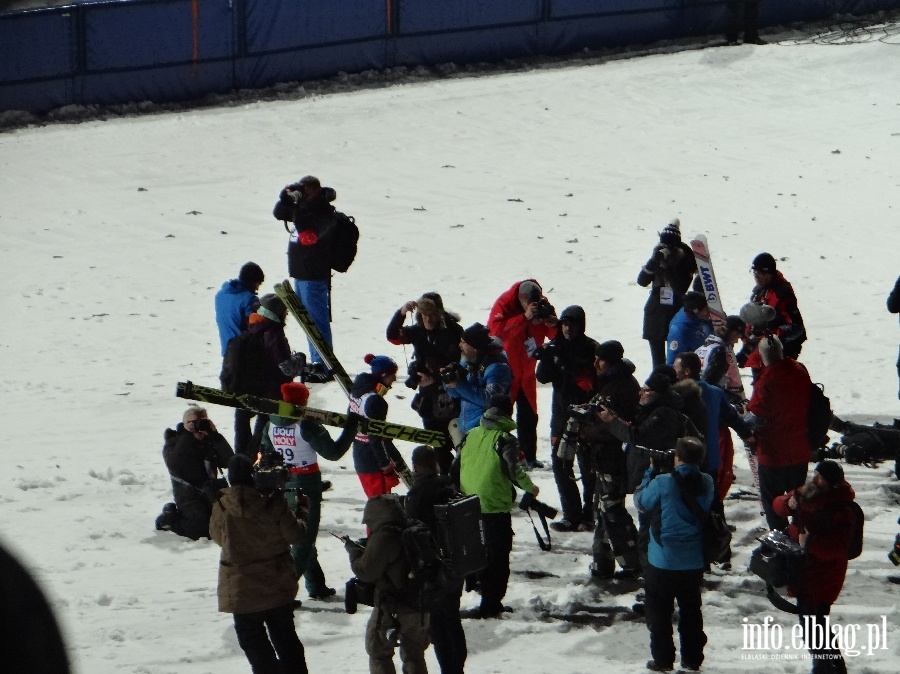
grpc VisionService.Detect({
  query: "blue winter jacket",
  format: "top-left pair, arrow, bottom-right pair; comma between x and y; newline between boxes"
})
634,463 -> 714,571
214,279 -> 260,356
446,352 -> 513,434
665,309 -> 713,365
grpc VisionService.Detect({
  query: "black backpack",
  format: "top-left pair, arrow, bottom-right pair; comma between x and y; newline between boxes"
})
330,212 -> 359,273
806,378 -> 833,449
220,331 -> 268,395
394,518 -> 449,613
847,500 -> 865,560
672,471 -> 731,565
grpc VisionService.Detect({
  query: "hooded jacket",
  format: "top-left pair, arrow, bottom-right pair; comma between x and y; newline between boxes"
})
744,271 -> 806,367
635,463 -> 714,571
747,357 -> 812,467
345,495 -> 412,612
535,305 -> 599,436
214,279 -> 260,356
665,308 -> 713,365
457,412 -> 534,514
247,314 -> 292,399
772,480 -> 856,605
487,280 -> 558,411
445,344 -> 513,434
637,241 -> 697,342
210,485 -> 306,614
274,187 -> 346,281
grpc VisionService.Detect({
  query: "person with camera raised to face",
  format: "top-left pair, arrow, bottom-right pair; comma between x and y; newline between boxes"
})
599,364 -> 696,577
488,279 -> 558,470
210,453 -> 311,674
452,397 -> 538,619
772,461 -> 856,674
273,175 -> 358,378
583,340 -> 642,578
156,405 -> 234,540
260,382 -> 360,603
443,322 -> 513,441
386,292 -> 463,474
533,305 -> 599,533
637,219 -> 698,368
634,437 -> 713,673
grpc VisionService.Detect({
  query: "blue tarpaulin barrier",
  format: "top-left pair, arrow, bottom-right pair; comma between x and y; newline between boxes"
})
1,0 -> 898,114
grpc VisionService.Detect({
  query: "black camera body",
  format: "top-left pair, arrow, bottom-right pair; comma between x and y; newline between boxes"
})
525,287 -> 555,319
519,492 -> 558,521
194,418 -> 212,433
440,363 -> 463,386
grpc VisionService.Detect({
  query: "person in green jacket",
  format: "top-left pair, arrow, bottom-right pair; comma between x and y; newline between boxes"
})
453,397 -> 539,618
261,382 -> 358,601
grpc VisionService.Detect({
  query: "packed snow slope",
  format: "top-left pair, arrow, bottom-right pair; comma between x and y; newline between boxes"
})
2,27 -> 900,674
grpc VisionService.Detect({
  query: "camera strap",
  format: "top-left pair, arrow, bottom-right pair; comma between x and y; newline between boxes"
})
523,507 -> 552,552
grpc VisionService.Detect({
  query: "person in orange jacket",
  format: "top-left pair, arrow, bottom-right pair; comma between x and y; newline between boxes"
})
488,279 -> 558,468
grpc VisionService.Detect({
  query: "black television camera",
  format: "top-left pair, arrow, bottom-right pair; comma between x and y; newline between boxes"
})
254,449 -> 290,495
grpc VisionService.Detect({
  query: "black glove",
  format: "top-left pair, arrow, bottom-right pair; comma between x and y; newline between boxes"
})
202,477 -> 228,503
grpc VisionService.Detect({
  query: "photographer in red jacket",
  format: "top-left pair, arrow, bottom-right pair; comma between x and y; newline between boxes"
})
773,461 -> 855,674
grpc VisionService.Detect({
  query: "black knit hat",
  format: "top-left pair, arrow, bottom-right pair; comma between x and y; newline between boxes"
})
461,322 -> 492,352
814,460 -> 844,489
238,262 -> 264,285
594,340 -> 624,363
751,252 -> 777,273
645,364 -> 677,393
659,218 -> 681,246
228,454 -> 256,487
724,315 -> 746,333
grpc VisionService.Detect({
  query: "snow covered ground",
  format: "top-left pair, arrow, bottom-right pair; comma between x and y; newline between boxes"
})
2,22 -> 900,674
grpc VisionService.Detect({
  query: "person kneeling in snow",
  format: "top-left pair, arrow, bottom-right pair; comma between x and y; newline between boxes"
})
211,454 -> 311,673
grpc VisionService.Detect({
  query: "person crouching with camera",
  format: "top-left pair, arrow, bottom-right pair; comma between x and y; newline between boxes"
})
210,454 -> 311,674
634,437 -> 712,672
157,405 -> 233,540
772,461 -> 855,674
451,396 -> 539,618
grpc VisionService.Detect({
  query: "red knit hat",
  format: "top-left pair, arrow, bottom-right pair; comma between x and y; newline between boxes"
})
281,382 -> 310,406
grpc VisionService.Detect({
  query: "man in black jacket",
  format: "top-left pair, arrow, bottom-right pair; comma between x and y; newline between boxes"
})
406,445 -> 467,674
637,219 -> 698,367
273,175 -> 356,375
535,305 -> 598,532
156,406 -> 233,540
387,293 -> 463,474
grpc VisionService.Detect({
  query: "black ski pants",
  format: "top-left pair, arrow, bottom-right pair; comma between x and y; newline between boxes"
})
551,440 -> 595,525
644,565 -> 706,670
430,578 -> 467,674
234,408 -> 268,458
797,600 -> 847,674
758,462 -> 808,530
233,603 -> 308,674
479,512 -> 513,613
592,473 -> 641,573
515,389 -> 539,463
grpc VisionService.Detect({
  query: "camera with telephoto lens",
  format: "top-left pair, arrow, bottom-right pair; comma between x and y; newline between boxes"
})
254,449 -> 290,494
526,288 -> 555,319
194,418 -> 212,433
644,447 -> 676,474
519,492 -> 558,520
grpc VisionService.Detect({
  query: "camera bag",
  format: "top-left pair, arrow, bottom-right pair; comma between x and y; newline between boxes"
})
434,495 -> 488,577
749,530 -> 804,588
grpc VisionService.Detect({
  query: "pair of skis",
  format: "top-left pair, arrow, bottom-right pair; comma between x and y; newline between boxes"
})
689,235 -> 760,503
176,381 -> 447,447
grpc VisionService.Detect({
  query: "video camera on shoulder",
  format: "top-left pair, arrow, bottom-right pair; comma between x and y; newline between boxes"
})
254,449 -> 290,494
